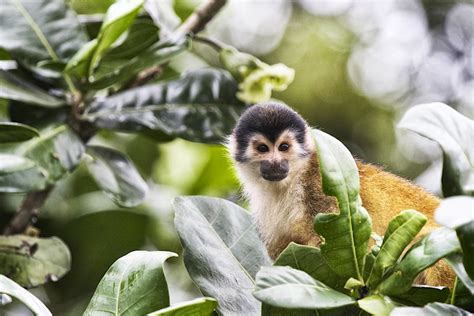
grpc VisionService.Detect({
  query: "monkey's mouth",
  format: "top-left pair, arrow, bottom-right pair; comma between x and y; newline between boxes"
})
261,172 -> 288,182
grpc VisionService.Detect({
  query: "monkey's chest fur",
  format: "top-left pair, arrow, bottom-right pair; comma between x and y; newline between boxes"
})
241,154 -> 336,259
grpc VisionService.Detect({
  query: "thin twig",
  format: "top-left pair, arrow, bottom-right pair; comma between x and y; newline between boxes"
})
3,187 -> 53,235
192,35 -> 224,51
176,0 -> 227,35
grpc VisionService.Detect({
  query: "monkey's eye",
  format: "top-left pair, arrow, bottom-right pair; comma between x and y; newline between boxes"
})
257,144 -> 269,153
278,143 -> 289,152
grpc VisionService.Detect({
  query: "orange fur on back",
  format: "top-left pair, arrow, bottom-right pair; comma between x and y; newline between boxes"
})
356,161 -> 453,286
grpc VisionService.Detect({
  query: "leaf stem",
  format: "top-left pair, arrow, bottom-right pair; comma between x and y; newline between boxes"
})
191,35 -> 224,51
449,276 -> 458,305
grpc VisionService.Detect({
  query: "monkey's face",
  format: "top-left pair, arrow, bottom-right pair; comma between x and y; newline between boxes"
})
229,103 -> 314,184
245,130 -> 306,182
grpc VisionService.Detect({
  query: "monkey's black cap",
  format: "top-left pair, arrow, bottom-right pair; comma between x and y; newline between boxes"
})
232,103 -> 308,162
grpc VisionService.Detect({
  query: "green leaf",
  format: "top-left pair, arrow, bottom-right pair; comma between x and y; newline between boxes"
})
147,297 -> 217,316
173,196 -> 270,315
17,125 -> 85,182
0,275 -> 51,316
398,103 -> 474,197
357,295 -> 396,316
391,285 -> 450,306
86,145 -> 148,207
377,228 -> 461,296
254,266 -> 355,310
446,254 -> 474,295
0,122 -> 39,143
366,210 -> 427,288
0,154 -> 47,193
435,196 -> 474,279
89,0 -> 144,75
83,69 -> 245,143
84,250 -> 176,316
0,235 -> 71,288
86,36 -> 187,90
64,39 -> 98,77
451,279 -> 474,311
391,302 -> 471,315
312,129 -> 372,282
0,0 -> 88,66
274,242 -> 347,291
0,70 -> 65,107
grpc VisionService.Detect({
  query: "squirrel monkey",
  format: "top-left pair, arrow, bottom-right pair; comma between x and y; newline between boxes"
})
228,102 -> 452,286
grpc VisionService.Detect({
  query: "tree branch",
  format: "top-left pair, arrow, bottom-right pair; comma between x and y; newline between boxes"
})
176,0 -> 227,35
3,187 -> 53,235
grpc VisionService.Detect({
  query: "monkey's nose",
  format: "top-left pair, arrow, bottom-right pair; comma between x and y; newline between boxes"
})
260,160 -> 289,181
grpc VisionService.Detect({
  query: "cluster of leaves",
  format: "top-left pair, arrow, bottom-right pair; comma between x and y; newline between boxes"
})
0,0 -> 296,314
172,103 -> 474,315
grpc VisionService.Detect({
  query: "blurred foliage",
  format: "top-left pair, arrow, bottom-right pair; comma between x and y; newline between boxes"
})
0,0 -> 472,315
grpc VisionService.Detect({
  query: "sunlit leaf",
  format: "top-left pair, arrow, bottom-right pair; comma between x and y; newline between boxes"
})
0,275 -> 51,316
391,302 -> 471,316
312,129 -> 372,282
357,295 -> 396,316
0,70 -> 65,107
147,297 -> 217,316
377,228 -> 461,296
398,103 -> 474,197
0,0 -> 88,66
0,154 -> 47,193
89,0 -> 144,75
366,210 -> 427,288
254,266 -> 355,310
274,242 -> 346,292
173,196 -> 270,315
84,251 -> 176,316
86,145 -> 148,207
0,235 -> 71,288
83,69 -> 245,143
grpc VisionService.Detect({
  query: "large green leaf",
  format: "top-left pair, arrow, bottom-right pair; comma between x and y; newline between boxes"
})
173,196 -> 270,315
391,285 -> 450,306
377,228 -> 461,296
274,242 -> 347,291
0,235 -> 71,288
0,122 -> 39,143
0,275 -> 51,316
147,297 -> 217,316
391,302 -> 471,316
85,36 -> 187,90
0,70 -> 65,107
84,250 -> 176,316
83,69 -> 245,143
89,0 -> 144,75
398,103 -> 474,197
17,125 -> 85,182
0,154 -> 47,193
312,129 -> 372,282
366,210 -> 427,288
435,196 -> 474,279
254,266 -> 355,310
357,295 -> 396,316
86,145 -> 148,207
0,0 -> 87,66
